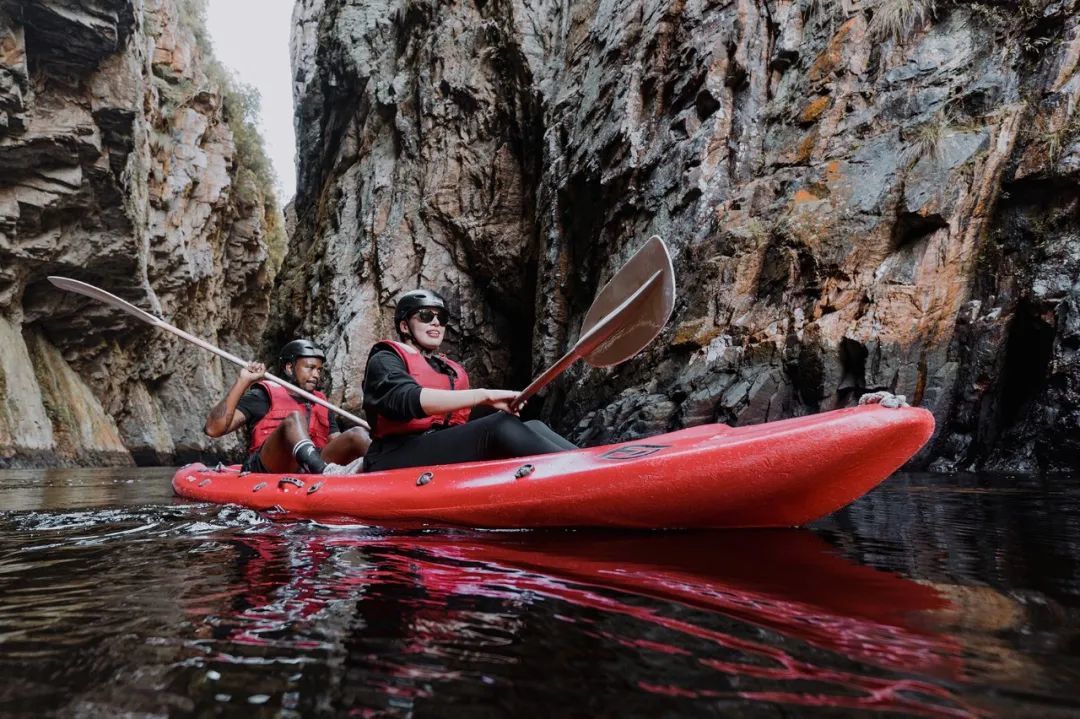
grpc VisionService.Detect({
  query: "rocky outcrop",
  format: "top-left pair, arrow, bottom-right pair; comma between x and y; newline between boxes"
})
0,0 -> 283,467
281,0 -> 1080,472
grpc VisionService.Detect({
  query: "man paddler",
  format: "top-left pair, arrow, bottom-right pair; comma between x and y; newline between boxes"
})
204,339 -> 370,474
361,289 -> 575,472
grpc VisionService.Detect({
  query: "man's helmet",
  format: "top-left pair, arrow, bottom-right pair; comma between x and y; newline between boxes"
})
279,339 -> 326,373
393,289 -> 448,324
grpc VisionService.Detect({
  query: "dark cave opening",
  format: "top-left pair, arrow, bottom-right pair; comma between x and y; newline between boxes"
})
891,211 -> 948,252
838,337 -> 868,404
999,299 -> 1056,429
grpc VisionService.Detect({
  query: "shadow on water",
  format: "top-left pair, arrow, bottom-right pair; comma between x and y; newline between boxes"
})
0,467 -> 1079,717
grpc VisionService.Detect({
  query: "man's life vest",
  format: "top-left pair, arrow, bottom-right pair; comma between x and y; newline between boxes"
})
369,340 -> 471,438
248,381 -> 332,453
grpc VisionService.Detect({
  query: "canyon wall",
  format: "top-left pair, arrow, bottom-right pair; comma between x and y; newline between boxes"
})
0,0 -> 283,466
278,0 -> 1080,472
4,0 -> 1077,472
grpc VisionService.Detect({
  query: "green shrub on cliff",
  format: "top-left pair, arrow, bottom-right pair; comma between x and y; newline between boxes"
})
172,0 -> 287,276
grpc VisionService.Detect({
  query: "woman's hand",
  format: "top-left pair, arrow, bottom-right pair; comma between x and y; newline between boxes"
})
476,389 -> 521,414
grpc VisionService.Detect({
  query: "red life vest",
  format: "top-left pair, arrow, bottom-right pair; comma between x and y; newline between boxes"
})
370,340 -> 471,439
247,381 -> 332,453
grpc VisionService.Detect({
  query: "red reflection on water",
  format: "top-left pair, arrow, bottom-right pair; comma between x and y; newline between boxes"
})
198,530 -> 977,717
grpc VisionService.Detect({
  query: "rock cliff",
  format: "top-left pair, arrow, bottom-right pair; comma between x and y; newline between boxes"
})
0,0 -> 283,467
279,0 -> 1080,472
4,0 -> 1076,473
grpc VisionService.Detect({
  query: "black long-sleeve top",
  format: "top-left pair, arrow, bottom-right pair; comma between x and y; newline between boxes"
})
361,345 -> 476,461
361,345 -> 446,422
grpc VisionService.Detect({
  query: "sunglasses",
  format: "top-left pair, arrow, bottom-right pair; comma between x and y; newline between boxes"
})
411,308 -> 449,325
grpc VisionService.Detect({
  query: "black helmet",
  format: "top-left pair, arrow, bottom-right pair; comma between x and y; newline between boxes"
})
279,339 -> 326,371
394,289 -> 448,324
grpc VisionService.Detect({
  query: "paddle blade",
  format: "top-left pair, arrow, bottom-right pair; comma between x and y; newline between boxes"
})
579,235 -> 675,367
47,276 -> 163,326
512,236 -> 677,408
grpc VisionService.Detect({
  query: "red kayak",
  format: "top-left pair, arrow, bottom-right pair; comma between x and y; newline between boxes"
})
172,404 -> 934,529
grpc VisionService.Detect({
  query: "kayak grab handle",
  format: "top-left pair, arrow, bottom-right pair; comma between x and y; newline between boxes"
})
278,476 -> 305,489
417,472 -> 434,486
514,464 -> 535,479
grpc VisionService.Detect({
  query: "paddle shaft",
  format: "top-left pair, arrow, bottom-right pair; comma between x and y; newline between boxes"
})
513,268 -> 665,410
48,277 -> 369,429
159,321 -> 369,429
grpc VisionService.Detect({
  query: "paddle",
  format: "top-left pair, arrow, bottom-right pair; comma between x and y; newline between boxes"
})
512,235 -> 676,410
47,276 -> 371,430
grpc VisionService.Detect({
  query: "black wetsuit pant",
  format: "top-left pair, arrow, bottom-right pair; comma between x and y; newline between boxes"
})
363,413 -> 576,472
241,451 -> 269,474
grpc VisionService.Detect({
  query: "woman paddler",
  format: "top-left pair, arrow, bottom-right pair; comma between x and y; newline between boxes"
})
361,289 -> 576,472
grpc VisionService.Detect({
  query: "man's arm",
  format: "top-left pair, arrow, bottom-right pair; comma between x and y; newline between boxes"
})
204,362 -> 265,437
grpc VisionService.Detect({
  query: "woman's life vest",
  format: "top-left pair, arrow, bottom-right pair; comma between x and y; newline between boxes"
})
370,340 -> 471,439
247,381 -> 332,453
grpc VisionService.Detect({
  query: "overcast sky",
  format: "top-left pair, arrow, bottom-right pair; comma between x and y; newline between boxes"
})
206,0 -> 297,202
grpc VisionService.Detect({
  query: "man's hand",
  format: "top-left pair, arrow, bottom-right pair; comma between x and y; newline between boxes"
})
239,361 -> 266,386
205,361 -> 265,437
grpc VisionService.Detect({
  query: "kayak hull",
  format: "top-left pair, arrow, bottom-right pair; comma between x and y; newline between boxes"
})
172,405 -> 934,529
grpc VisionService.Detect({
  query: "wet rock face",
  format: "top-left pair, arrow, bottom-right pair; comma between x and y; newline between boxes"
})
282,0 -> 1080,472
0,0 -> 278,467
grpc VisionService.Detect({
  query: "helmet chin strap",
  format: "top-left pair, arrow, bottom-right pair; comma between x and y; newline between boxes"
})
400,320 -> 437,356
401,332 -> 432,356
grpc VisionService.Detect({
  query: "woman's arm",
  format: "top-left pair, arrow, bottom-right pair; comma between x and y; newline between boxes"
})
419,387 -> 520,415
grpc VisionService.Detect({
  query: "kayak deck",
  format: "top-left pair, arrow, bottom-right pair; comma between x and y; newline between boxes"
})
172,405 -> 935,529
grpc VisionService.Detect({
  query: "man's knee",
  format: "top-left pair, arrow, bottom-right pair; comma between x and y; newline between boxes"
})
272,411 -> 306,440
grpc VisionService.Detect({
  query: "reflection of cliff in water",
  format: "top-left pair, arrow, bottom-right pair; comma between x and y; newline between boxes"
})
815,473 -> 1080,708
211,529 -> 974,717
818,474 -> 1080,601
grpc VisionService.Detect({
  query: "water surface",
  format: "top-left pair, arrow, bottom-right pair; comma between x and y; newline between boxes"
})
1,467 -> 1078,717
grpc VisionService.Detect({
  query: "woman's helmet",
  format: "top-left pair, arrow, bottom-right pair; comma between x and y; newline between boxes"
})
393,289 -> 448,324
279,339 -> 326,375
